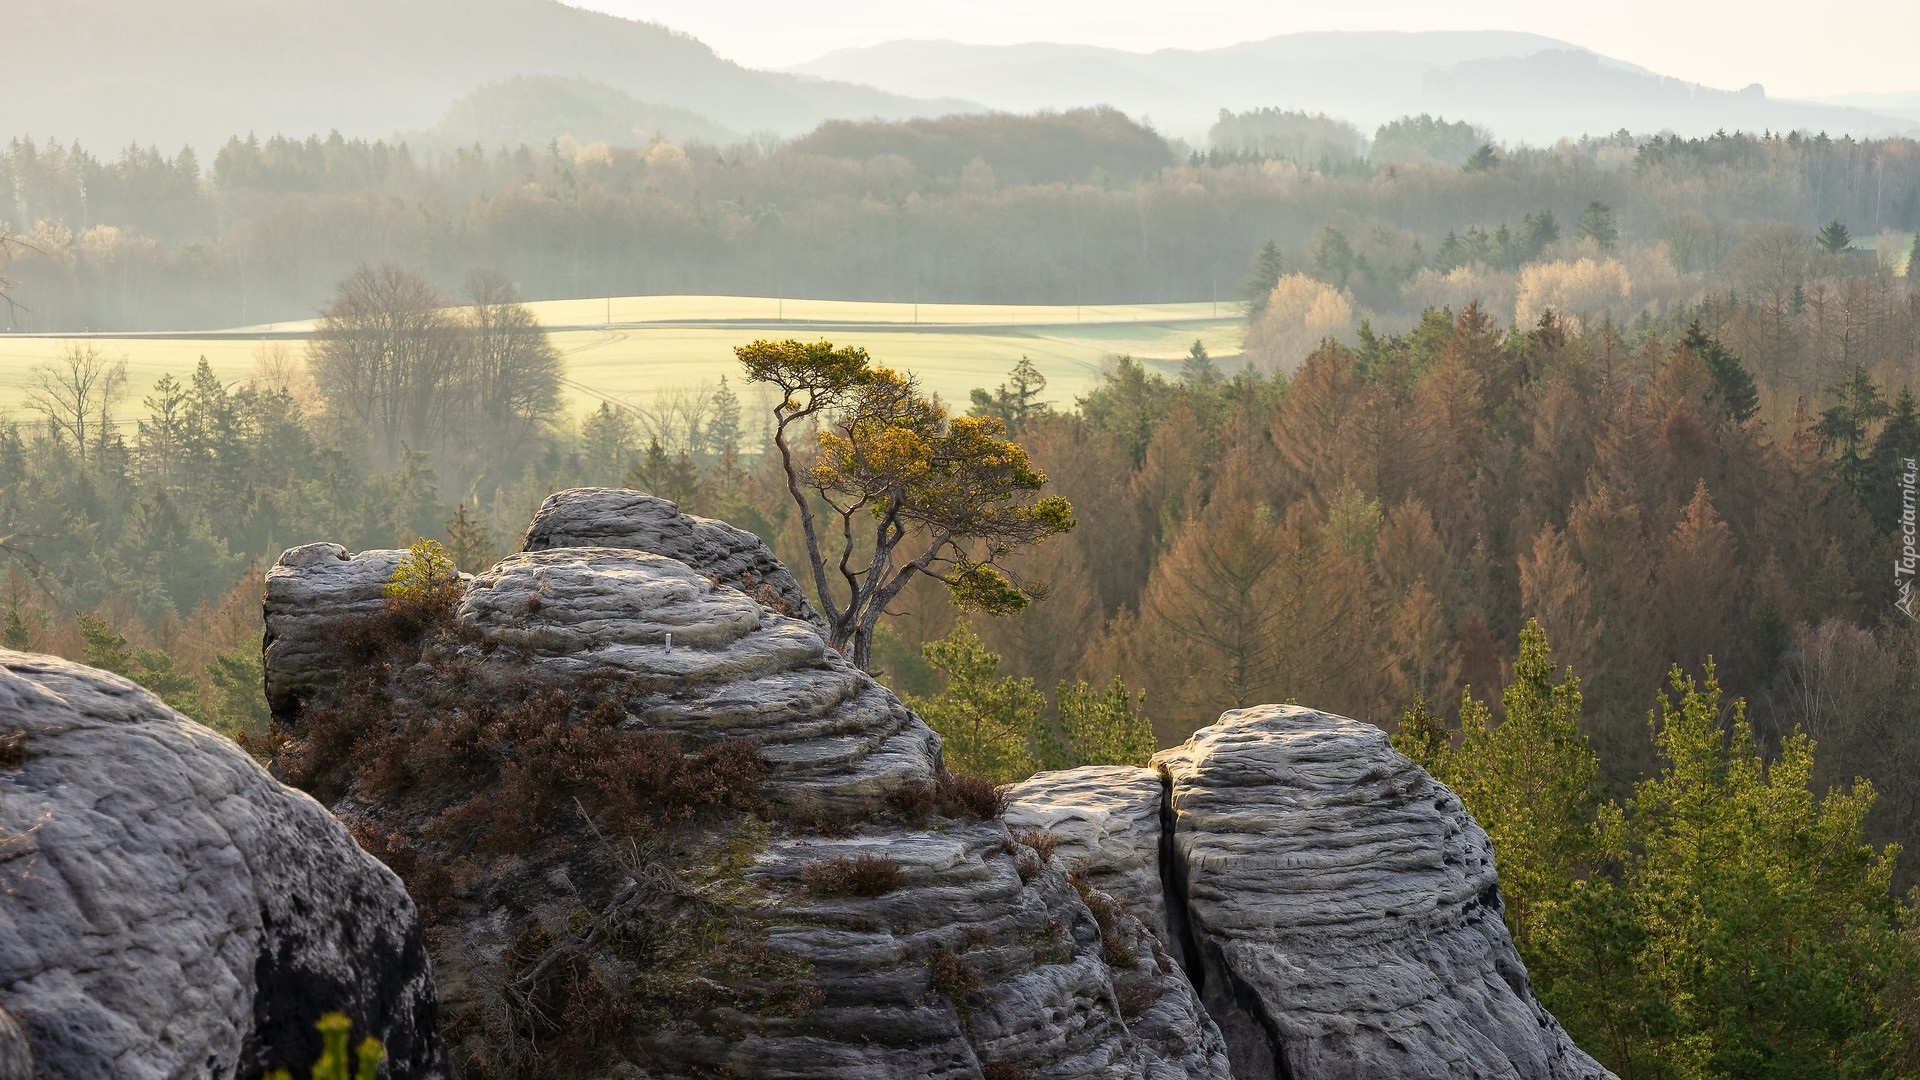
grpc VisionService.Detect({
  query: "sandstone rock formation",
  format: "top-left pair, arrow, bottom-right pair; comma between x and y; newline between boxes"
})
0,650 -> 442,1080
253,490 -> 1610,1080
1005,764 -> 1167,933
522,487 -> 823,629
1005,706 -> 1613,1080
262,500 -> 1230,1078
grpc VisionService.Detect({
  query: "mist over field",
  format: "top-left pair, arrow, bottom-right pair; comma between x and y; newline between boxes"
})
9,3 -> 1920,1078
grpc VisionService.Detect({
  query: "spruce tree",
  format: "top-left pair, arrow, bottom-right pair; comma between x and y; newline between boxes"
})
1681,319 -> 1759,424
1818,218 -> 1853,255
1243,240 -> 1286,315
443,504 -> 498,574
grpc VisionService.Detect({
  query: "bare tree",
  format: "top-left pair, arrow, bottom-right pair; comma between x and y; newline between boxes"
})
308,264 -> 466,463
25,344 -> 128,462
463,269 -> 561,457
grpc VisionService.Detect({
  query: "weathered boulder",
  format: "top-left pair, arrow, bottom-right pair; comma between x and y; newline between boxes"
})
0,650 -> 442,1079
522,487 -> 823,629
263,541 -> 409,720
1005,765 -> 1168,937
458,545 -> 942,813
1154,705 -> 1612,1080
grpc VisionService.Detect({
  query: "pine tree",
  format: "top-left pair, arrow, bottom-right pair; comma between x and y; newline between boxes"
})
906,622 -> 1052,782
1057,676 -> 1155,766
1861,386 -> 1920,534
1462,142 -> 1500,172
1,606 -> 31,651
1179,339 -> 1220,388
708,375 -> 744,452
967,356 -> 1052,435
1815,362 -> 1889,494
76,611 -> 206,721
443,504 -> 498,574
1448,621 -> 1600,950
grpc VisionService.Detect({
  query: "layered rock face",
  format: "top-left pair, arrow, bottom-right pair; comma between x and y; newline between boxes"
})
0,651 -> 442,1079
1006,707 -> 1612,1080
522,488 -> 824,630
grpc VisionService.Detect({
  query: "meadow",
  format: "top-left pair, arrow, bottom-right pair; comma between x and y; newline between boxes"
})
0,296 -> 1245,423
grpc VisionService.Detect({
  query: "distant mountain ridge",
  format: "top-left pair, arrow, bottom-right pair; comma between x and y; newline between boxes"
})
9,0 -> 972,153
789,31 -> 1918,145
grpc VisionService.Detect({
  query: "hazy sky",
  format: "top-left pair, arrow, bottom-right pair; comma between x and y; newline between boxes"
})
567,0 -> 1918,99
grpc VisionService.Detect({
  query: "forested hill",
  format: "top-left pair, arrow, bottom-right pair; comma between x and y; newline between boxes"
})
791,31 -> 1918,145
10,0 -> 969,153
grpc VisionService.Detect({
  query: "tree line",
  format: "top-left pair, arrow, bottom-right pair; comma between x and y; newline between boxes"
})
3,119 -> 1917,335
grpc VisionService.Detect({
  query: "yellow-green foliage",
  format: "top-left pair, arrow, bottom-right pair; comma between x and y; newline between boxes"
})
909,622 -> 1050,784
383,538 -> 461,609
1394,624 -> 1920,1078
264,1012 -> 385,1080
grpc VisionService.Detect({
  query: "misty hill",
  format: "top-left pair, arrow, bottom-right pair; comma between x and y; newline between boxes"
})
10,0 -> 969,153
790,31 -> 1917,145
410,76 -> 741,154
787,108 -> 1175,185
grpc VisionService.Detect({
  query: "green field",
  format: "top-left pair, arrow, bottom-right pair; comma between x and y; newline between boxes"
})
0,295 -> 1245,423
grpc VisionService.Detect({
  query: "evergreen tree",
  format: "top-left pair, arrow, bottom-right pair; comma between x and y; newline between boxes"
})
1075,356 -> 1172,466
443,503 -> 498,574
907,622 -> 1053,782
1862,386 -> 1920,534
1462,142 -> 1500,172
1243,240 -> 1286,315
76,611 -> 206,721
1179,339 -> 1220,389
1818,218 -> 1853,255
1577,201 -> 1619,250
1435,622 -> 1599,950
708,375 -> 744,452
1906,230 -> 1920,278
206,646 -> 270,741
967,356 -> 1052,435
1312,225 -> 1356,286
1,606 -> 31,651
1681,320 -> 1758,424
1815,363 -> 1890,494
1057,676 -> 1155,766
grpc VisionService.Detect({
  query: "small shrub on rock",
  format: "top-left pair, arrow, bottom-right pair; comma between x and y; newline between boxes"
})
1011,827 -> 1058,862
801,853 -> 907,897
938,770 -> 1010,821
926,946 -> 981,1002
1069,873 -> 1139,968
383,538 -> 463,622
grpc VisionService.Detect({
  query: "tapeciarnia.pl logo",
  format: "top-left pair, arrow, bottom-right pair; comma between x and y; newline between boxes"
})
1899,456 -> 1918,619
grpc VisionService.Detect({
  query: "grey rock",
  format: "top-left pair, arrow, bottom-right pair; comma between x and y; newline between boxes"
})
702,824 -> 1230,1080
458,546 -> 941,814
262,542 -> 407,720
1005,765 -> 1168,938
0,1009 -> 31,1080
0,650 -> 443,1079
1153,705 -> 1613,1080
522,487 -> 823,629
